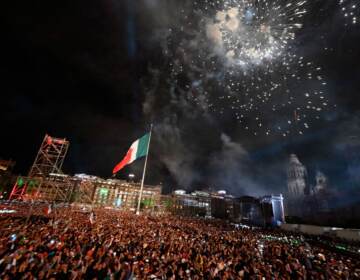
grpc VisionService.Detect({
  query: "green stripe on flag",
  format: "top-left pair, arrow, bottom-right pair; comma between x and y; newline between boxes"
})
136,133 -> 150,159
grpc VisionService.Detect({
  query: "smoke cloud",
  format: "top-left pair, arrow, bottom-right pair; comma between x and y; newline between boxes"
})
209,133 -> 267,196
138,0 -> 286,196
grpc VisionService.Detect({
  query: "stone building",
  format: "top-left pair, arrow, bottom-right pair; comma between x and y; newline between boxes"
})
287,154 -> 308,198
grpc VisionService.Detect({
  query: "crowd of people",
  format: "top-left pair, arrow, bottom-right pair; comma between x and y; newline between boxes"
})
0,203 -> 359,279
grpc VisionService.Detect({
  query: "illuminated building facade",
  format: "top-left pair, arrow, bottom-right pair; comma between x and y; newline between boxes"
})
0,159 -> 15,173
91,178 -> 162,210
170,190 -> 212,217
167,190 -> 284,226
164,190 -> 230,218
17,173 -> 162,211
211,191 -> 238,220
237,195 -> 285,227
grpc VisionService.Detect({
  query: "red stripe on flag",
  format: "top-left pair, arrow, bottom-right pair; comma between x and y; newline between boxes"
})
113,147 -> 134,174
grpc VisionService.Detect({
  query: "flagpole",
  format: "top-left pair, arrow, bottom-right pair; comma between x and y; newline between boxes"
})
136,124 -> 153,215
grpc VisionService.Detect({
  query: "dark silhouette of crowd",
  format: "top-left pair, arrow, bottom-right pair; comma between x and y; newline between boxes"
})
0,203 -> 359,279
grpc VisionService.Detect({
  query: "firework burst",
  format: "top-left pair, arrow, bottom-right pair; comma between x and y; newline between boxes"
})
204,0 -> 308,67
162,0 -> 333,137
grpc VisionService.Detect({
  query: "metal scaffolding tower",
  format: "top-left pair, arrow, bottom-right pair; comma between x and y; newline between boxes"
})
9,134 -> 71,201
28,134 -> 69,177
10,134 -> 96,204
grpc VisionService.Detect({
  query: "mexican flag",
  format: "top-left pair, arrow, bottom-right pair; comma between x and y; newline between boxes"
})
89,212 -> 96,224
44,204 -> 52,215
113,133 -> 150,174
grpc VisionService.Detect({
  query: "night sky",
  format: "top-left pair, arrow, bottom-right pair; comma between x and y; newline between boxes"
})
1,0 -> 360,198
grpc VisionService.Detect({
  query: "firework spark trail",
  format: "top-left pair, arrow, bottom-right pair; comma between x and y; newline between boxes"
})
162,0 -> 334,137
339,0 -> 358,25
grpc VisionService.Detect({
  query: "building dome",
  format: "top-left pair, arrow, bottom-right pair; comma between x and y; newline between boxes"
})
314,171 -> 327,194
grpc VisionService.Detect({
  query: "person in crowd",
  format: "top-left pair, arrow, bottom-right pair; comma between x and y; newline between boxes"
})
0,203 -> 359,279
